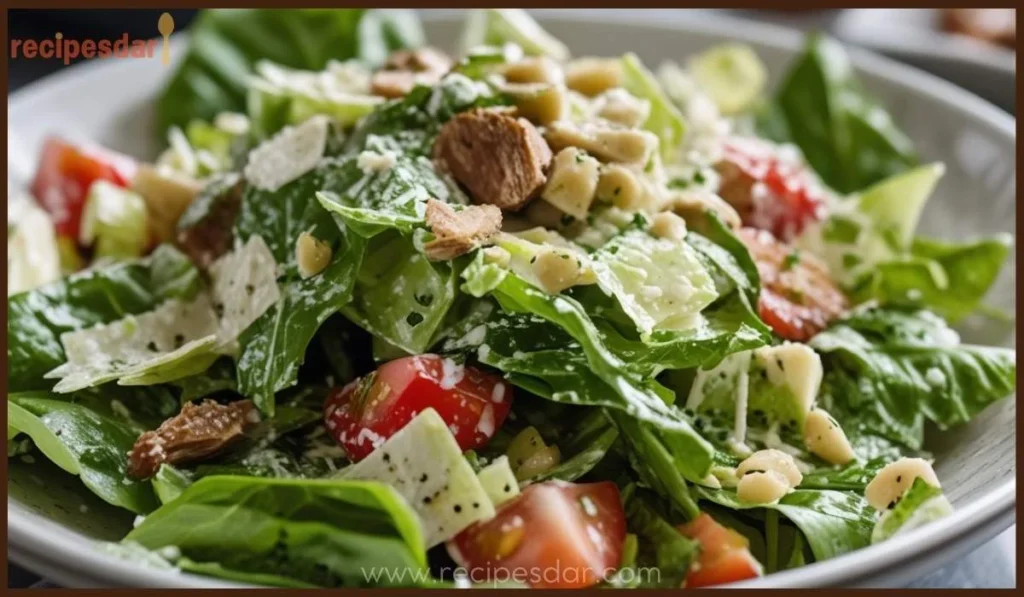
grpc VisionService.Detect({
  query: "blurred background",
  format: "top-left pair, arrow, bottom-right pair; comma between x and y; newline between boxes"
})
7,8 -> 1016,113
6,7 -> 1016,590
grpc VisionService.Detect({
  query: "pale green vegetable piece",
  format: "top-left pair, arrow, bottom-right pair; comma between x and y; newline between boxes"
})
334,408 -> 496,547
687,43 -> 768,115
857,162 -> 945,251
461,9 -> 569,61
477,455 -> 521,506
592,229 -> 718,335
620,53 -> 687,161
247,60 -> 382,139
79,180 -> 149,259
7,200 -> 61,295
871,478 -> 953,543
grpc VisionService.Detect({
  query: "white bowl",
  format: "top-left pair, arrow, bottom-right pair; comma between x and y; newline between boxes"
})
7,9 -> 1016,588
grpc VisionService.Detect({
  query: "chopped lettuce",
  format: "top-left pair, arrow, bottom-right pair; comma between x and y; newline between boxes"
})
7,200 -> 61,295
620,53 -> 688,162
9,392 -> 159,514
591,229 -> 718,335
79,181 -> 149,259
126,475 -> 428,587
157,9 -> 423,134
870,478 -> 952,543
247,61 -> 381,139
758,34 -> 917,193
812,306 -> 1016,449
460,9 -> 569,60
697,487 -> 875,562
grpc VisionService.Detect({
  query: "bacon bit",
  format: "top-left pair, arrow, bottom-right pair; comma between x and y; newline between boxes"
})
371,47 -> 453,98
128,399 -> 259,479
423,199 -> 502,261
434,108 -> 553,212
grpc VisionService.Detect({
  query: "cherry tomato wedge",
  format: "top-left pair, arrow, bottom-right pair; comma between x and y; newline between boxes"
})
31,137 -> 136,239
738,227 -> 848,342
324,354 -> 512,461
716,136 -> 826,242
678,513 -> 763,588
447,481 -> 627,589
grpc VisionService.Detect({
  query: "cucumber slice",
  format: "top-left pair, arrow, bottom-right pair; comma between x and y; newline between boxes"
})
687,43 -> 767,115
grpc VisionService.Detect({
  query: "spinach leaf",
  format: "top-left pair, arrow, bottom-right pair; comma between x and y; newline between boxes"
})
697,487 -> 875,562
623,485 -> 700,588
812,306 -> 1016,449
157,9 -> 423,133
173,357 -> 239,403
851,234 -> 1012,323
125,475 -> 428,587
762,34 -> 917,193
9,392 -> 159,514
7,245 -> 200,392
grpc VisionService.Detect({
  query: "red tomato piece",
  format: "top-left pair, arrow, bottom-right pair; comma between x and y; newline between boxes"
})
447,481 -> 627,589
678,513 -> 763,588
716,136 -> 827,241
324,354 -> 512,461
738,227 -> 848,342
30,137 -> 136,239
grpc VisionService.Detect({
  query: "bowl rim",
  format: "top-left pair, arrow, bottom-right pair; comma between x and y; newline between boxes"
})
7,9 -> 1016,588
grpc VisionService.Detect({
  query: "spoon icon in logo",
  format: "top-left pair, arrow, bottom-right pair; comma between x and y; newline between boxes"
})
158,12 -> 174,65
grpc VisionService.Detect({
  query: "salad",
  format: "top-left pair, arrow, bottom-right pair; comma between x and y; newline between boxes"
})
7,8 -> 1016,589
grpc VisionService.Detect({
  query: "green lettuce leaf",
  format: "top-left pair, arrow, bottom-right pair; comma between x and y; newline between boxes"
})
620,53 -> 688,162
156,9 -> 423,133
623,485 -> 700,588
697,487 -> 875,562
7,245 -> 200,392
125,476 -> 428,587
460,9 -> 569,60
812,306 -> 1016,449
870,478 -> 952,543
760,34 -> 917,193
8,392 -> 159,514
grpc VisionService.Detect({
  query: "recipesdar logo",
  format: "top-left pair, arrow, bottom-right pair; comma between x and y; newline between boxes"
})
9,12 -> 175,66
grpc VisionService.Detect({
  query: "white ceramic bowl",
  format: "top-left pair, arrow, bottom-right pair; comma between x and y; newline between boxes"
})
7,9 -> 1016,588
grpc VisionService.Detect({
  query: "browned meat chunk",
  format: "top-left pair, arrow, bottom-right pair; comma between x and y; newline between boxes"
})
371,47 -> 454,98
434,108 -> 553,212
174,173 -> 244,269
423,199 -> 502,261
128,399 -> 259,479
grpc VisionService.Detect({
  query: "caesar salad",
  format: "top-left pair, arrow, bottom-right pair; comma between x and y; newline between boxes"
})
7,8 -> 1016,589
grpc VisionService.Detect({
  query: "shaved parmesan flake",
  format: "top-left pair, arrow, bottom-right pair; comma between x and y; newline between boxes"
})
244,115 -> 329,191
209,235 -> 281,353
46,296 -> 220,393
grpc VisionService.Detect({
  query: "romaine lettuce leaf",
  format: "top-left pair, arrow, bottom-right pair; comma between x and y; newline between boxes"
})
8,245 -> 200,392
9,392 -> 159,514
812,306 -> 1016,449
759,34 -> 917,193
870,478 -> 952,543
851,234 -> 1012,323
157,9 -> 423,134
590,229 -> 718,335
460,9 -> 569,60
125,475 -> 428,587
620,53 -> 688,162
622,485 -> 700,588
342,232 -> 457,355
697,486 -> 875,562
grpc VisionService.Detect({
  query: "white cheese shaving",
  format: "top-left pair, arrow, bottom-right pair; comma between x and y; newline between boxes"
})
244,115 -> 329,191
209,235 -> 282,354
